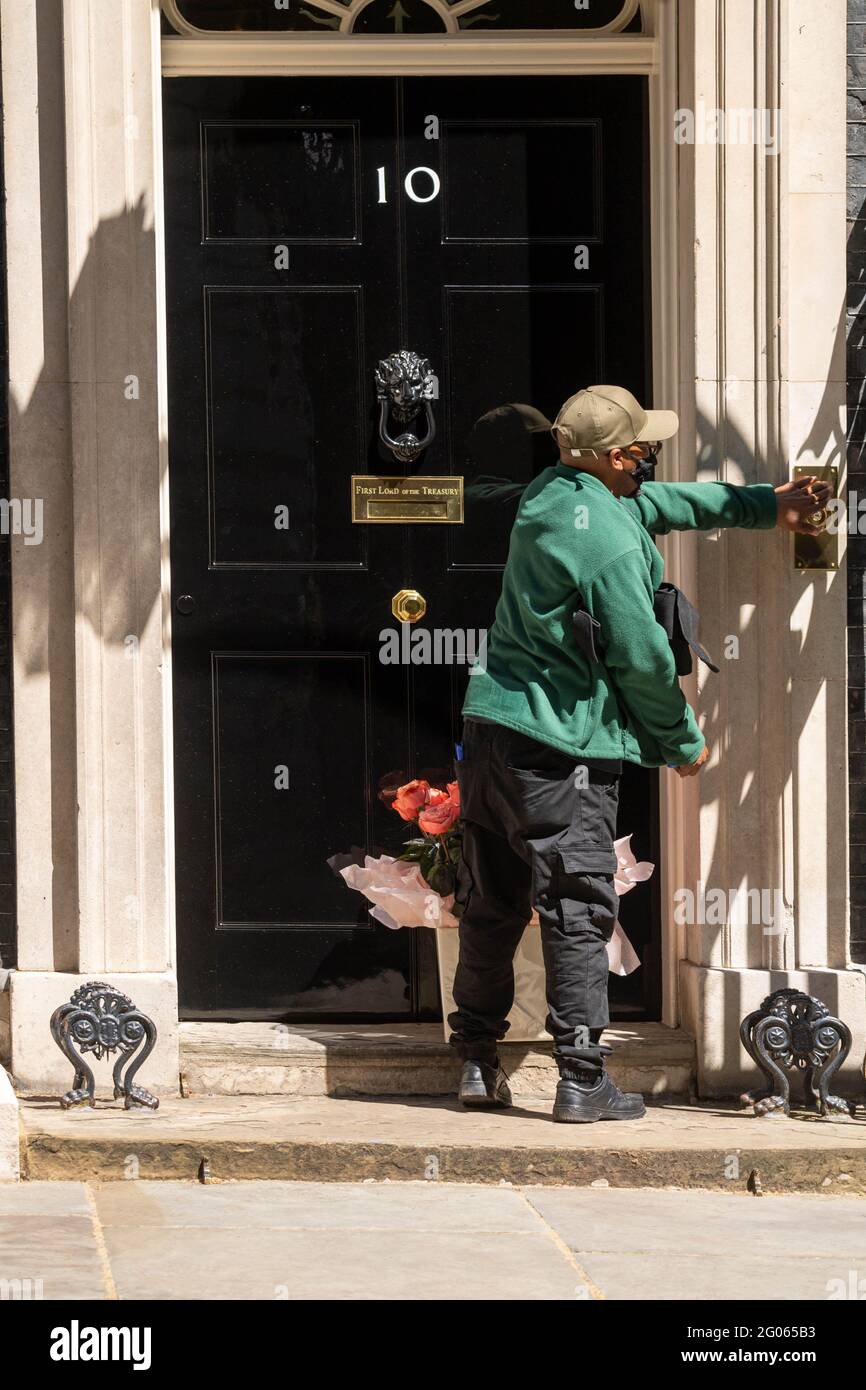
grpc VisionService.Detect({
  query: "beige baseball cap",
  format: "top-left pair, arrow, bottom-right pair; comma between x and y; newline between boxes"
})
552,385 -> 679,457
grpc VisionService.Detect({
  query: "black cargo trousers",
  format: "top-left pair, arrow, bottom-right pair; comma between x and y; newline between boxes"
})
448,718 -> 620,1076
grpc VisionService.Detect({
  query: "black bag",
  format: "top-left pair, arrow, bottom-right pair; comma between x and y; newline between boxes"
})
652,583 -> 719,676
571,582 -> 718,677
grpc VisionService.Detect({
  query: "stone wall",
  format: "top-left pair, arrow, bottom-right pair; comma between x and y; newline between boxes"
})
0,39 -> 16,973
849,0 -> 866,965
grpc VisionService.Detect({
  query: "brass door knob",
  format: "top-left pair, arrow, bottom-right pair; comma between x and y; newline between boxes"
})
392,589 -> 427,623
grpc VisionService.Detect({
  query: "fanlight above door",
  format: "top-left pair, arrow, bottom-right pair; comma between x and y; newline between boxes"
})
162,0 -> 643,36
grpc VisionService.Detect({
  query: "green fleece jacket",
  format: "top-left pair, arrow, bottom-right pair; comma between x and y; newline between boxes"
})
462,465 -> 777,767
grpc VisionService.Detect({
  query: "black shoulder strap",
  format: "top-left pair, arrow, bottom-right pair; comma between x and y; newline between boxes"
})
572,584 -> 719,675
571,599 -> 603,663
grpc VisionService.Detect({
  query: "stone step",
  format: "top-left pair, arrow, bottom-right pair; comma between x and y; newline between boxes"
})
178,1022 -> 696,1099
19,1093 -> 866,1192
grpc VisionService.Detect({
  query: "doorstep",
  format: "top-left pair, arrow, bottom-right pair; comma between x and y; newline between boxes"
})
178,1021 -> 696,1099
18,1093 -> 866,1192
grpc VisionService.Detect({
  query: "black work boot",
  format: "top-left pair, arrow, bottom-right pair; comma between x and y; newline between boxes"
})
457,1046 -> 512,1110
553,1068 -> 646,1123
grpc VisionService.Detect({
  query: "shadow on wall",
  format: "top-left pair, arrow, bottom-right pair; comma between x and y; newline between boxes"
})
9,191 -> 163,975
688,277 -> 847,988
10,0 -> 164,987
683,316 -> 855,1088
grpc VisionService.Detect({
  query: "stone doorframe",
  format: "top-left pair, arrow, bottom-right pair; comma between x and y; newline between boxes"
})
2,0 -> 858,1097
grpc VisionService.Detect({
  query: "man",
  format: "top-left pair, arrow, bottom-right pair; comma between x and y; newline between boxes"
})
451,385 -> 830,1123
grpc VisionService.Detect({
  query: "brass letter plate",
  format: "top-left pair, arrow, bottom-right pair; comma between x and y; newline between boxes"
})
352,476 -> 464,525
793,465 -> 838,571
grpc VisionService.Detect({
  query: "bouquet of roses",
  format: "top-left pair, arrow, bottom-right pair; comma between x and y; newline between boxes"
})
327,774 -> 464,931
387,777 -> 462,896
329,774 -> 650,976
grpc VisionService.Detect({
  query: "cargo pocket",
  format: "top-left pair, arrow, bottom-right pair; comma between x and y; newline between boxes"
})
557,845 -> 617,877
555,846 -> 618,938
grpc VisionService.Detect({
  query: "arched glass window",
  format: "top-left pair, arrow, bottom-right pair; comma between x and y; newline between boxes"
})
163,1 -> 642,36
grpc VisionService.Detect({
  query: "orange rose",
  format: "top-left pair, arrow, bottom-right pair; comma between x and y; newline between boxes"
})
392,779 -> 431,822
418,782 -> 460,835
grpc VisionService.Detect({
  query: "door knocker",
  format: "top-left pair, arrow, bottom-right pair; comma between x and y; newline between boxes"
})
375,350 -> 437,463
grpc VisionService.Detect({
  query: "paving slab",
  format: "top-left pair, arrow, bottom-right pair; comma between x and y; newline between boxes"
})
525,1186 -> 866,1258
2,1180 -> 865,1301
92,1177 -> 542,1232
101,1225 -> 581,1300
573,1251 -> 859,1302
0,1183 -> 109,1300
0,1181 -> 91,1216
524,1187 -> 866,1300
19,1093 -> 866,1192
93,1180 -> 587,1299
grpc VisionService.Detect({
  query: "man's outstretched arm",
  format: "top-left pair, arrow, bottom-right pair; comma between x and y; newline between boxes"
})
621,476 -> 831,537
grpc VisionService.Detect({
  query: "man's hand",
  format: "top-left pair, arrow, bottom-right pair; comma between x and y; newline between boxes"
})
673,743 -> 709,779
774,476 -> 832,535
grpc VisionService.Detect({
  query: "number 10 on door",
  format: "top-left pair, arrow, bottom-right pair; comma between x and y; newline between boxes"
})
377,166 -> 442,205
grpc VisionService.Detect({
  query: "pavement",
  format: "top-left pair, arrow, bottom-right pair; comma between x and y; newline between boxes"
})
19,1093 -> 866,1192
1,1180 -> 865,1301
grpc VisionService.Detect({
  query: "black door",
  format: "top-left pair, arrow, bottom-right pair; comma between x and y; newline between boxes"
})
163,74 -> 659,1022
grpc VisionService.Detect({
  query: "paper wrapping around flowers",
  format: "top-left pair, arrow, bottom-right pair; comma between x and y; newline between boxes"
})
332,782 -> 652,1043
335,835 -> 651,977
609,833 -> 654,977
436,925 -> 550,1043
336,854 -> 460,930
605,920 -> 641,977
612,833 -> 654,899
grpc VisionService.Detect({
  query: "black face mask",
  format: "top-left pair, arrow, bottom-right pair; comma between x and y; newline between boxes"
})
629,449 -> 659,494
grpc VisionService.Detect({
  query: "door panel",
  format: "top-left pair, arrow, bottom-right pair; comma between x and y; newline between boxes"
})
441,120 -> 600,244
163,73 -> 659,1021
206,286 -> 366,567
214,652 -> 371,928
202,120 -> 362,243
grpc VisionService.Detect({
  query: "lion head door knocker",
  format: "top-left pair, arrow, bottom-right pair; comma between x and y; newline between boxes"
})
50,981 -> 159,1111
375,349 -> 437,463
